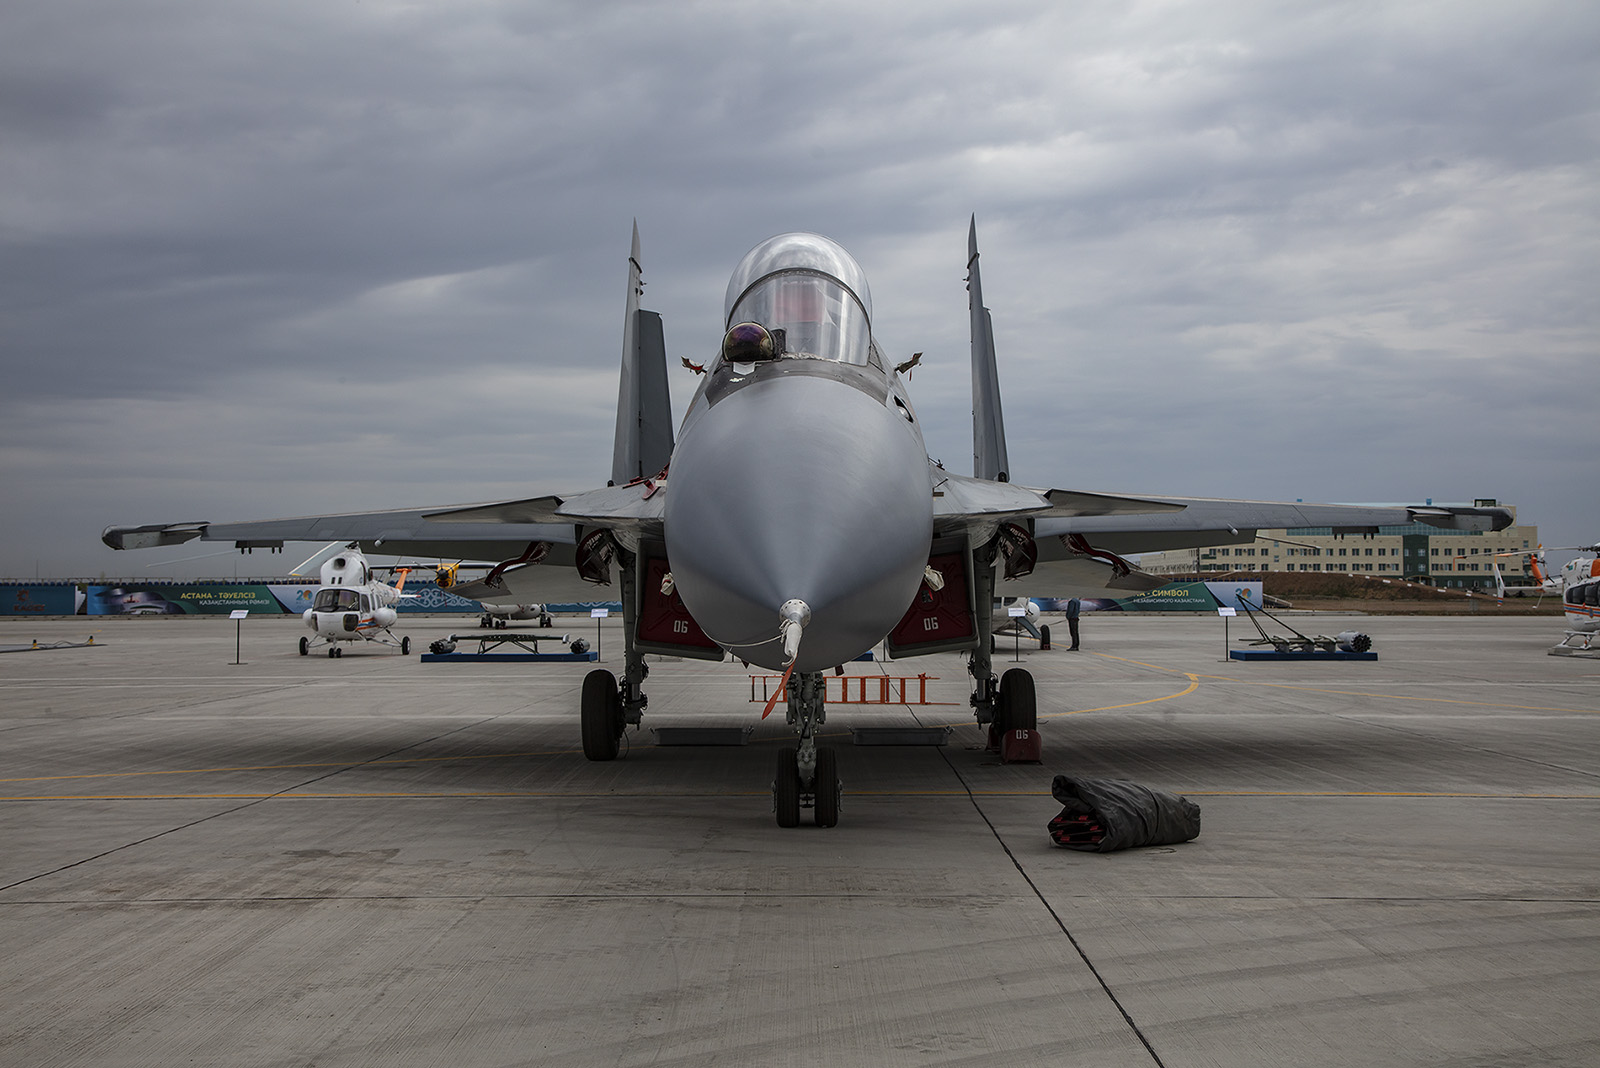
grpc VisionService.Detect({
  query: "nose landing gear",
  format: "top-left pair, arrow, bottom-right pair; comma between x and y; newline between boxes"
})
772,671 -> 842,827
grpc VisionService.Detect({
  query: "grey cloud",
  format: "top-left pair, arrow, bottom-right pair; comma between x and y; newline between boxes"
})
2,0 -> 1595,576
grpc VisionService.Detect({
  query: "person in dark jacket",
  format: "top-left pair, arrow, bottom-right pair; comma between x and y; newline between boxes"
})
1066,597 -> 1080,650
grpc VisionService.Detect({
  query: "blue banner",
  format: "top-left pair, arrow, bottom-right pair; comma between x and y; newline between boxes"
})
1,584 -> 79,616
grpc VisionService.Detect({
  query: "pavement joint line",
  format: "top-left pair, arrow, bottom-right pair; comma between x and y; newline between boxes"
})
1089,652 -> 1599,715
7,790 -> 1600,802
1198,676 -> 1600,714
0,713 -> 516,894
1320,709 -> 1600,783
0,893 -> 974,905
927,719 -> 1168,1068
5,893 -> 1595,906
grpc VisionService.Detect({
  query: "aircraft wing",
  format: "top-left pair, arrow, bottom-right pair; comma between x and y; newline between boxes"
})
930,469 -> 1185,528
1032,496 -> 1511,556
103,507 -> 581,562
103,504 -> 626,603
423,482 -> 666,534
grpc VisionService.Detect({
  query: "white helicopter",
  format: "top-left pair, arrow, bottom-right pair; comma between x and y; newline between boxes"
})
1555,546 -> 1600,651
1484,543 -> 1600,653
295,544 -> 414,658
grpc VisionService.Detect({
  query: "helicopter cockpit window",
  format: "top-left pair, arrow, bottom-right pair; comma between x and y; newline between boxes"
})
313,588 -> 361,613
728,270 -> 872,366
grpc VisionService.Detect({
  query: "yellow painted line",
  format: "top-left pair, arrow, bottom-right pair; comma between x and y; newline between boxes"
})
1091,653 -> 1199,675
0,789 -> 771,796
916,670 -> 1202,728
1088,652 -> 1600,715
1043,674 -> 1201,718
1187,675 -> 1600,715
0,750 -> 580,784
1185,791 -> 1600,798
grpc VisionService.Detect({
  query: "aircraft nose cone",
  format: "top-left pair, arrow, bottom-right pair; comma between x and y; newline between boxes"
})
664,374 -> 932,672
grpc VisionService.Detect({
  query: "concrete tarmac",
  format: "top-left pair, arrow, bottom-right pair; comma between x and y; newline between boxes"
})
2,613 -> 1596,1067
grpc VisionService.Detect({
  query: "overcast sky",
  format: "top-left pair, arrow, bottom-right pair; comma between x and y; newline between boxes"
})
3,0 -> 1596,580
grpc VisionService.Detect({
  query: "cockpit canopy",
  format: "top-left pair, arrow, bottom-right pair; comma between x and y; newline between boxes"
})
722,233 -> 874,366
313,588 -> 362,613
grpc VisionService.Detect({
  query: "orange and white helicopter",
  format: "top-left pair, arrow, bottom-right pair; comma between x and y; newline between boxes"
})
1554,546 -> 1600,652
1479,546 -> 1564,601
1483,543 -> 1600,653
295,544 -> 414,658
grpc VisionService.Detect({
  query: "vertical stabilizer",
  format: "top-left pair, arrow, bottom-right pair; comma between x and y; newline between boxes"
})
612,221 -> 675,485
968,216 -> 1009,482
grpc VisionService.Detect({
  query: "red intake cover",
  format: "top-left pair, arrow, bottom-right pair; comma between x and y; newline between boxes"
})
636,556 -> 720,651
888,551 -> 975,650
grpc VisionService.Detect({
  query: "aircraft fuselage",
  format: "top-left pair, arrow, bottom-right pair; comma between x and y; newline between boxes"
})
662,234 -> 933,672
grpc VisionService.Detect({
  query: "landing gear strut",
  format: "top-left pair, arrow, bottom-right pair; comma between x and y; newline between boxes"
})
772,670 -> 841,827
969,537 -> 1038,750
578,544 -> 649,762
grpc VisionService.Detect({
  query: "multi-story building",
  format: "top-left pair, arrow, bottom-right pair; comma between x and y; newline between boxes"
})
1137,499 -> 1537,590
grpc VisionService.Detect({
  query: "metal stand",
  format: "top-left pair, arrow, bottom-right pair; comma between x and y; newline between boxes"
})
230,609 -> 248,666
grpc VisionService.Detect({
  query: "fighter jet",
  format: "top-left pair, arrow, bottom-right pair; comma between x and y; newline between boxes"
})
104,220 -> 1512,827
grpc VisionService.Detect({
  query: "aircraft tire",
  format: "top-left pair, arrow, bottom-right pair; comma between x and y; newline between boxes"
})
774,747 -> 801,828
400,636 -> 411,656
299,636 -> 308,656
334,646 -> 343,658
998,668 -> 1036,731
581,669 -> 621,761
814,747 -> 841,828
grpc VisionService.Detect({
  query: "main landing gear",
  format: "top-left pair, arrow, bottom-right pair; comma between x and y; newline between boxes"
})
577,546 -> 649,762
579,664 -> 648,760
580,668 -> 626,760
968,539 -> 1039,750
771,671 -> 841,828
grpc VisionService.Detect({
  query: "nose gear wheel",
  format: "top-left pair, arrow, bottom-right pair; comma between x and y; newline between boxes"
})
771,670 -> 842,827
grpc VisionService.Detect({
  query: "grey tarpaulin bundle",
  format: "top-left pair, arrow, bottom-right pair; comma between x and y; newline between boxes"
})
1048,775 -> 1202,852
